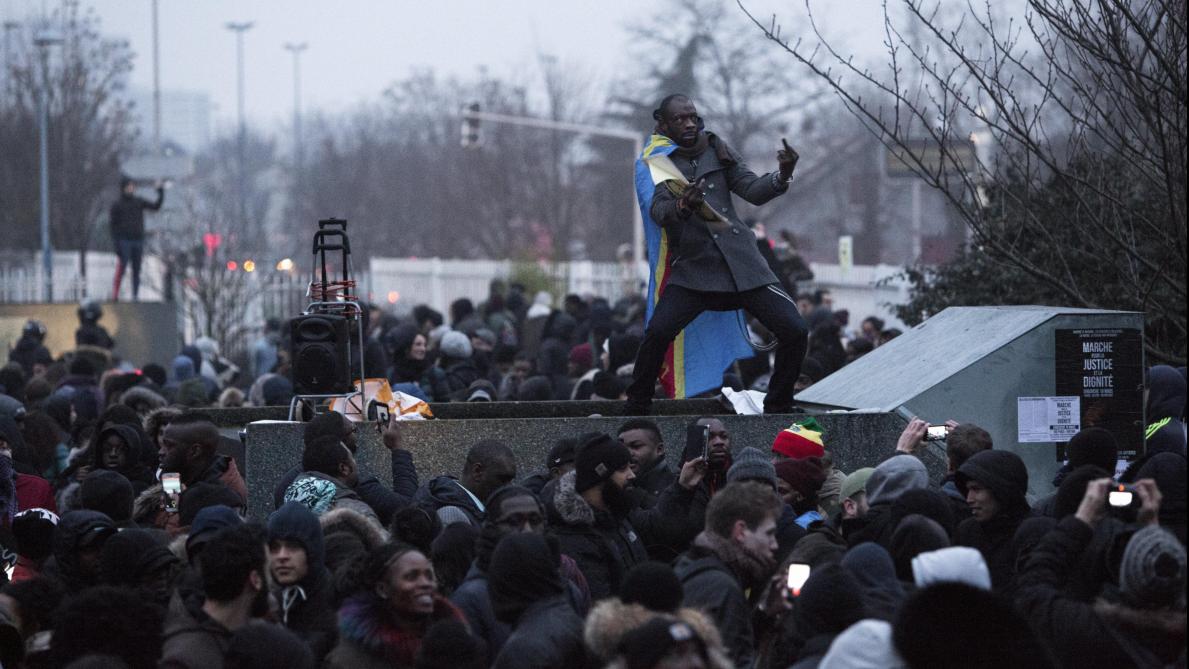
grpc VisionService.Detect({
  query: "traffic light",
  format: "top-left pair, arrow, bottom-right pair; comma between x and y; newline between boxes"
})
460,102 -> 481,148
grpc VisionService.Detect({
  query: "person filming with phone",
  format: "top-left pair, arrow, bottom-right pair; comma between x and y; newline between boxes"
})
145,412 -> 247,536
626,95 -> 809,416
109,175 -> 165,301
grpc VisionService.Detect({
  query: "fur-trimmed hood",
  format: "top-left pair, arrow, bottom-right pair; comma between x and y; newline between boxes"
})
132,482 -> 164,525
584,597 -> 731,669
320,506 -> 389,550
1094,599 -> 1187,663
547,470 -> 595,527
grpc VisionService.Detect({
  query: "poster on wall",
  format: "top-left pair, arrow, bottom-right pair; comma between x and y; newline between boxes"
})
1054,328 -> 1144,460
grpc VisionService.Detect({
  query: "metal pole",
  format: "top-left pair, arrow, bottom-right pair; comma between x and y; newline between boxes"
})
151,0 -> 160,153
226,22 -> 253,232
35,31 -> 61,302
631,135 -> 644,272
911,179 -> 922,261
283,42 -> 306,179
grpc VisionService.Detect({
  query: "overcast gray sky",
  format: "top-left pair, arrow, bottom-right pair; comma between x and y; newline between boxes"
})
3,0 -> 891,132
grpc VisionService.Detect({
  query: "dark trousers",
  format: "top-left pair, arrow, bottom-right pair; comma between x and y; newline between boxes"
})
627,283 -> 809,412
113,238 -> 143,300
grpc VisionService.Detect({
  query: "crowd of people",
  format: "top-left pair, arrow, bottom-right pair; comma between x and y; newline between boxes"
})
0,291 -> 1184,668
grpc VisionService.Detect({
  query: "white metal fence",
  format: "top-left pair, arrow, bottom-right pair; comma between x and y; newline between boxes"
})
1,252 -> 911,359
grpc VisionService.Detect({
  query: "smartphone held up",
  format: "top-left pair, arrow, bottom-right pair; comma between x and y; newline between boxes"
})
787,563 -> 811,597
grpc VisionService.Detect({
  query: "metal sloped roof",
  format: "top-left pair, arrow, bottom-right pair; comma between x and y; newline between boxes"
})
796,306 -> 1139,411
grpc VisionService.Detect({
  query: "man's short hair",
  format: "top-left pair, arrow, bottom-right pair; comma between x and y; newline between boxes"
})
168,411 -> 219,452
705,481 -> 782,538
198,524 -> 266,602
464,439 -> 515,469
301,435 -> 350,477
304,411 -> 348,447
653,93 -> 690,121
946,424 -> 993,469
617,418 -> 662,444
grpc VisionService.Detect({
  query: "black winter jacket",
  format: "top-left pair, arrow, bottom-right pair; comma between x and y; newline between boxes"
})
544,471 -> 649,601
1015,516 -> 1187,668
674,548 -> 757,668
109,188 -> 163,240
492,595 -> 587,669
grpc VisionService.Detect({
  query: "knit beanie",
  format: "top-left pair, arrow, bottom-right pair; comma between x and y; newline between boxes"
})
225,620 -> 315,669
890,514 -> 951,581
1118,525 -> 1186,609
1053,465 -> 1111,519
185,505 -> 243,559
794,563 -> 867,638
617,617 -> 707,669
620,561 -> 683,613
439,331 -> 473,360
574,433 -> 631,493
839,467 -> 874,502
415,619 -> 485,669
727,447 -> 777,487
179,482 -> 245,527
568,343 -> 593,369
487,532 -> 563,624
774,456 -> 828,500
78,470 -> 136,524
1067,427 -> 1119,472
771,418 -> 826,459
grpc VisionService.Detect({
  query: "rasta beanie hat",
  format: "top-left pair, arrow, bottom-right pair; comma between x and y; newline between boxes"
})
574,433 -> 632,493
1118,525 -> 1186,609
771,417 -> 826,460
727,447 -> 777,487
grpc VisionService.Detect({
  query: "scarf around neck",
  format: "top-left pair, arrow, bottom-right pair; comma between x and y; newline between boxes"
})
693,529 -> 774,590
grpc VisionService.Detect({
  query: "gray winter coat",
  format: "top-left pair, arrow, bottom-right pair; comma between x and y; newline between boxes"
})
651,133 -> 788,293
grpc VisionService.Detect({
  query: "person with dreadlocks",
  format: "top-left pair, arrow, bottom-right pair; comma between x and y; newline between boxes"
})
626,94 -> 808,416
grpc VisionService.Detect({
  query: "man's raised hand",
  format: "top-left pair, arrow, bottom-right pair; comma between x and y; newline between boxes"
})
778,138 -> 799,181
678,178 -> 707,213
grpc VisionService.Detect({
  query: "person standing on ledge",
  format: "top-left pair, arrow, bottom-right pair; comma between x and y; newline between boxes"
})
626,94 -> 808,415
110,176 -> 164,301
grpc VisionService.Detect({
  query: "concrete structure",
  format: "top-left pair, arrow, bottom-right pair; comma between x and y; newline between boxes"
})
239,404 -> 922,521
0,301 -> 180,368
798,306 -> 1145,498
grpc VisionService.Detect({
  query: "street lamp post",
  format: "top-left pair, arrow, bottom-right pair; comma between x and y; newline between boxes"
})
34,28 -> 62,302
283,42 -> 307,188
225,21 -> 253,232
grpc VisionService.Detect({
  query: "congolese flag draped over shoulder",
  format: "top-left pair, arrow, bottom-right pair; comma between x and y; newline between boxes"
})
634,134 -> 754,399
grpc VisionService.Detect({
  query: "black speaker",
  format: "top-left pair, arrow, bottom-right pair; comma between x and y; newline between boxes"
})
290,314 -> 351,395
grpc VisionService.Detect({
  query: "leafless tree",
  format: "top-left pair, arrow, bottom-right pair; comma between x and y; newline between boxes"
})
0,4 -> 137,275
738,0 -> 1186,362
